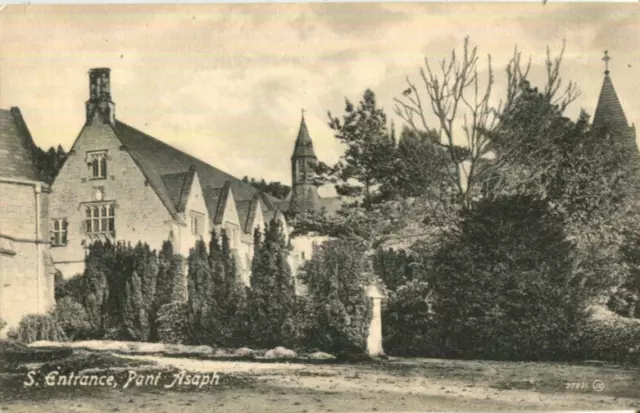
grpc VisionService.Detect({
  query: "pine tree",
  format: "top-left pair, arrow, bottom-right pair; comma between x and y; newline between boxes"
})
327,89 -> 396,209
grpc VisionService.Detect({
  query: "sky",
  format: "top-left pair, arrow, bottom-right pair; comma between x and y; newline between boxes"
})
0,3 -> 638,191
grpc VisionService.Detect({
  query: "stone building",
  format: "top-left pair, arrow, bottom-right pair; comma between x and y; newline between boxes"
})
49,68 -> 304,284
0,107 -> 56,334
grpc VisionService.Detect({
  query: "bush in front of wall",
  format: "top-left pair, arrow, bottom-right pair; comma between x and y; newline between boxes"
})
12,314 -> 66,344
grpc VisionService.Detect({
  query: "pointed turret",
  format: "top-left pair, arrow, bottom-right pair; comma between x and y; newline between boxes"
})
289,110 -> 321,214
592,51 -> 636,149
292,114 -> 317,158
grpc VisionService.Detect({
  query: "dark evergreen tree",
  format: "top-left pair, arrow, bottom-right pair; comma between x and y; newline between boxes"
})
249,219 -> 296,348
187,240 -> 219,345
82,241 -> 111,337
33,144 -> 68,186
328,89 -> 396,209
299,239 -> 372,356
429,194 -> 592,361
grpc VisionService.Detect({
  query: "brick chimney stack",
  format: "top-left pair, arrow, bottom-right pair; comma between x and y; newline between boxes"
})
85,68 -> 115,125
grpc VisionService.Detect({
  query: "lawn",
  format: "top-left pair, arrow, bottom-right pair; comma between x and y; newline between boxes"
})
1,341 -> 639,412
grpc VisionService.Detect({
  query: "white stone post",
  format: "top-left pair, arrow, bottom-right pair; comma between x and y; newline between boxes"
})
366,284 -> 385,357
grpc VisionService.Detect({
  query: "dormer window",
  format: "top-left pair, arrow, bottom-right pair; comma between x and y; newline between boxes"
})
88,151 -> 108,179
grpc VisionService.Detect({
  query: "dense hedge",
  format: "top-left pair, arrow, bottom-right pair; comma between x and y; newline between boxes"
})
156,301 -> 189,344
51,296 -> 93,341
10,314 -> 66,344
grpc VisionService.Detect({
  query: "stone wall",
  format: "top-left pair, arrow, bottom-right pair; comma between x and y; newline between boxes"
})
49,123 -> 175,278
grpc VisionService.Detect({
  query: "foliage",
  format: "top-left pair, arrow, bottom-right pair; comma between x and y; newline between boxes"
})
12,314 -> 66,344
78,240 -> 185,341
82,241 -> 112,337
0,318 -> 6,333
51,296 -> 93,340
578,317 -> 640,364
387,126 -> 453,200
382,280 -> 439,357
327,89 -> 396,209
394,38 -> 578,211
187,239 -> 220,345
241,176 -> 291,200
155,240 -> 185,306
429,195 -> 592,360
217,230 -> 250,347
609,227 -> 640,318
299,239 -> 372,356
33,144 -> 67,186
373,247 -> 419,292
249,219 -> 296,348
156,301 -> 189,344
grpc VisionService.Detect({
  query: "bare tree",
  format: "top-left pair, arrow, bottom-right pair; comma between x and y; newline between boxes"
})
393,37 -> 579,211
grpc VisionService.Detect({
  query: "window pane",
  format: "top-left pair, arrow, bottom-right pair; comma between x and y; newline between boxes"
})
85,207 -> 91,218
108,205 -> 114,217
100,158 -> 107,178
108,217 -> 114,232
93,160 -> 99,177
61,232 -> 67,245
85,219 -> 92,233
93,218 -> 100,232
54,220 -> 59,230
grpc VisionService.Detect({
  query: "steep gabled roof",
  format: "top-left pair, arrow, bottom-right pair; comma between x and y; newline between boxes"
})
0,108 -> 41,182
161,165 -> 196,213
212,180 -> 232,225
112,120 -> 283,226
291,116 -> 316,158
593,74 -> 630,133
236,193 -> 264,234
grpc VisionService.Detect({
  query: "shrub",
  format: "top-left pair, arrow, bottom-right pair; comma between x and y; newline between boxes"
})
51,296 -> 93,340
54,273 -> 86,303
382,280 -> 440,357
577,312 -> 640,364
299,239 -> 372,356
13,314 -> 66,344
429,195 -> 590,361
373,248 -> 418,292
0,317 -> 6,334
156,301 -> 189,344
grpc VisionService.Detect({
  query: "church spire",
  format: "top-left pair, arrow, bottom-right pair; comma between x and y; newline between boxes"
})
593,51 -> 630,133
289,110 -> 321,213
292,110 -> 316,159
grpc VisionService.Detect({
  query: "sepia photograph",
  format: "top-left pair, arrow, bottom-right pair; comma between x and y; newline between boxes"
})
0,3 -> 639,412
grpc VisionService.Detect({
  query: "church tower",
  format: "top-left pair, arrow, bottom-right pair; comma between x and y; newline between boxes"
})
593,51 -> 637,152
289,111 -> 321,214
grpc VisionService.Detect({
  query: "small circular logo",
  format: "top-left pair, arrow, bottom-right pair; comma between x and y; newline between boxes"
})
592,380 -> 605,392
